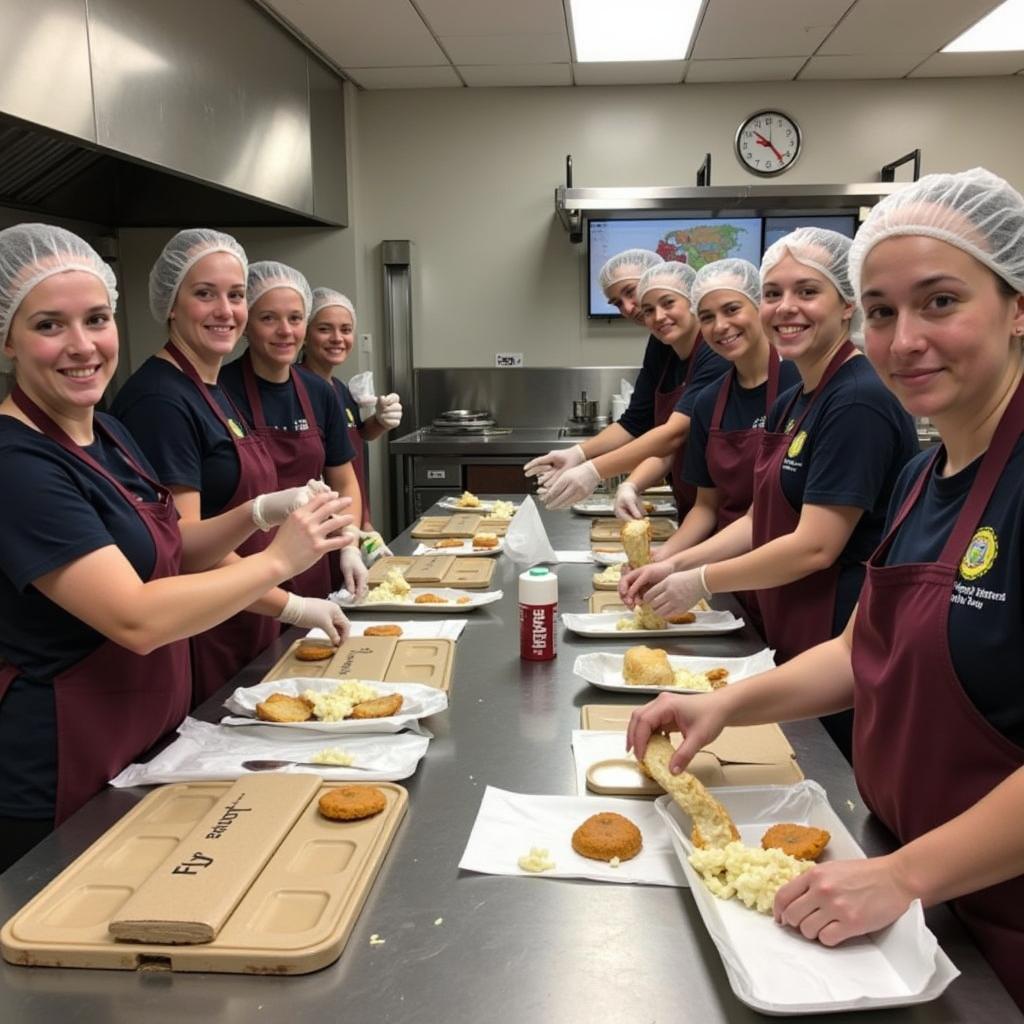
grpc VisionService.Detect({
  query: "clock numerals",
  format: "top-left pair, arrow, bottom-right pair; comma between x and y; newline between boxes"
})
735,110 -> 801,177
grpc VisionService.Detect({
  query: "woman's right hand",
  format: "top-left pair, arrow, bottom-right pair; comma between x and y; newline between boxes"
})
523,444 -> 584,483
618,560 -> 674,607
626,691 -> 728,774
267,492 -> 352,577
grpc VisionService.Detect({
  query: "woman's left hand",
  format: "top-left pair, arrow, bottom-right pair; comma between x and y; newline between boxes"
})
646,567 -> 709,617
773,856 -> 915,946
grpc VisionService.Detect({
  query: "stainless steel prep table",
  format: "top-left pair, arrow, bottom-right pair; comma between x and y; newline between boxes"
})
0,504 -> 1017,1022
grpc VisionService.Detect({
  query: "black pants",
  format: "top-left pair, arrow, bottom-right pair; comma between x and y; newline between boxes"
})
0,816 -> 53,874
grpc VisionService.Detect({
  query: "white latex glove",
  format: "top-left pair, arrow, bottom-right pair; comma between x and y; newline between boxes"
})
340,542 -> 369,599
251,486 -> 308,531
276,593 -> 351,645
614,482 -> 644,520
359,529 -> 393,563
646,565 -> 712,618
523,444 -> 584,481
539,460 -> 601,510
374,393 -> 402,430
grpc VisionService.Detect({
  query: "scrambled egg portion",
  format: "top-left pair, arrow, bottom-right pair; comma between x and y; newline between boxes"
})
594,563 -> 623,586
310,747 -> 355,766
688,841 -> 812,914
363,568 -> 412,604
301,680 -> 381,722
484,500 -> 516,519
617,604 -> 667,631
671,668 -> 715,692
457,490 -> 481,507
517,847 -> 556,873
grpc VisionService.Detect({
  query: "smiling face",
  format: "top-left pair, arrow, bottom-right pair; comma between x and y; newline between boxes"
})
860,235 -> 1024,422
759,254 -> 853,363
697,289 -> 764,363
305,304 -> 355,374
5,270 -> 118,417
168,251 -> 247,363
605,279 -> 645,324
246,286 -> 307,371
640,288 -> 694,345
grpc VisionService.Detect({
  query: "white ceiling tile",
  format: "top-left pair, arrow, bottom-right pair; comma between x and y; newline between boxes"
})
346,66 -> 463,89
264,0 -> 447,67
691,0 -> 851,59
684,57 -> 805,82
573,61 -> 687,85
818,0 -> 1003,55
441,33 -> 571,65
798,53 -> 926,79
909,51 -> 1024,77
415,0 -> 567,36
458,63 -> 572,87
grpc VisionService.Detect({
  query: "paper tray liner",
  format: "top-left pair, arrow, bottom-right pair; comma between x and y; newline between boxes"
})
369,555 -> 495,590
1,780 -> 407,974
265,637 -> 454,692
579,706 -> 803,789
590,517 -> 675,542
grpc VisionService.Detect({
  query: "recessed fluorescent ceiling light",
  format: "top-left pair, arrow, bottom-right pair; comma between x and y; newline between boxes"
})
942,0 -> 1024,52
570,0 -> 701,62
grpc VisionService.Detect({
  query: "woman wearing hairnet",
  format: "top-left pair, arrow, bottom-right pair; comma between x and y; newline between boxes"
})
219,263 -> 367,604
112,231 -> 353,706
531,256 -> 728,519
301,287 -> 399,565
624,228 -> 918,759
0,225 -> 349,869
627,168 -> 1024,1009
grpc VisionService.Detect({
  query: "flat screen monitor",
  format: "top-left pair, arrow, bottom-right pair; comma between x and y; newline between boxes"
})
762,215 -> 858,251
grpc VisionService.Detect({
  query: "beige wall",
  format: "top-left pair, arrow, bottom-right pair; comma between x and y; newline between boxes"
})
352,75 -> 1024,369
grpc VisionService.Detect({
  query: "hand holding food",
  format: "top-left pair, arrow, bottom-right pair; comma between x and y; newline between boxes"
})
646,566 -> 712,619
276,594 -> 351,645
618,561 -> 674,607
538,461 -> 601,510
523,444 -> 584,482
626,691 -> 728,772
614,482 -> 644,521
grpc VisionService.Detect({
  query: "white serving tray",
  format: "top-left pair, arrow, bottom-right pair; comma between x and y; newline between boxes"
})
437,496 -> 519,513
412,538 -> 504,557
562,609 -> 744,638
573,648 -> 776,695
572,499 -> 676,517
332,588 -> 503,612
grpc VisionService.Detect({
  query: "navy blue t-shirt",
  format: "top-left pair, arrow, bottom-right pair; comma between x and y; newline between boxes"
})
881,441 -> 1024,748
684,360 -> 802,488
765,355 -> 920,633
671,341 -> 732,418
0,414 -> 163,818
219,358 -> 354,468
333,377 -> 369,466
617,336 -> 685,437
111,356 -> 249,519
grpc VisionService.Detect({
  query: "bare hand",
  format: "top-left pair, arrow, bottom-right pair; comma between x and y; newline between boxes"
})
619,561 -> 674,607
625,691 -> 727,772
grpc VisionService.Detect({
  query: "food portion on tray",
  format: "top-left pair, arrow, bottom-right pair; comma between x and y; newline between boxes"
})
333,569 -> 502,612
573,648 -> 777,695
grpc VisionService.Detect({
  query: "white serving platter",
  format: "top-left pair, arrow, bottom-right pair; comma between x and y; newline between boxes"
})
573,649 -> 776,695
562,609 -> 744,638
333,588 -> 503,613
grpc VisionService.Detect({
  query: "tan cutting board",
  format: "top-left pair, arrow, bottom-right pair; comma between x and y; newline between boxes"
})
1,780 -> 407,974
410,516 -> 508,539
368,555 -> 495,590
589,592 -> 627,614
590,517 -> 676,542
592,570 -> 622,592
265,636 -> 455,692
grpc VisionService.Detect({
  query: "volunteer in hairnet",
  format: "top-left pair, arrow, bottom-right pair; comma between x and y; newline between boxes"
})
0,225 -> 349,870
219,263 -> 367,603
628,168 -> 1024,1010
537,260 -> 728,518
302,287 -> 399,566
623,229 -> 918,759
112,230 -> 354,706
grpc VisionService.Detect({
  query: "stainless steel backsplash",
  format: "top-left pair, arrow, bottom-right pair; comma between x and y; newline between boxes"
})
414,367 -> 641,427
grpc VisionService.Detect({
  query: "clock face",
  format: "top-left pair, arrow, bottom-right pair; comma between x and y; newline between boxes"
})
735,110 -> 801,177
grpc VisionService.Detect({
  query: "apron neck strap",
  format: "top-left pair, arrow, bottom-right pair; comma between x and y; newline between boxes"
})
779,337 -> 855,434
163,341 -> 246,433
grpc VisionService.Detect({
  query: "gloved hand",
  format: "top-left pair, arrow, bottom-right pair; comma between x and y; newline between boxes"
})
374,393 -> 402,430
618,560 -> 675,607
340,539 -> 369,599
646,565 -> 712,618
276,593 -> 351,645
251,486 -> 308,531
614,482 -> 644,520
359,529 -> 393,563
538,460 -> 601,510
523,444 -> 585,483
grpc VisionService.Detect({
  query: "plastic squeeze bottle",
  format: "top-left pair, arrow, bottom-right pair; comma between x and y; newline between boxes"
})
518,566 -> 557,661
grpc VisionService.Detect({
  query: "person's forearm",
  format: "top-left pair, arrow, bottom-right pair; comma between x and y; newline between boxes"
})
656,495 -> 717,559
326,463 -> 363,537
361,418 -> 387,441
592,418 -> 689,480
627,455 -> 672,493
579,422 -> 635,459
671,513 -> 753,570
704,525 -> 843,594
177,500 -> 259,573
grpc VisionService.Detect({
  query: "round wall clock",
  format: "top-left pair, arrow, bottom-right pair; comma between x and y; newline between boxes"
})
735,110 -> 801,177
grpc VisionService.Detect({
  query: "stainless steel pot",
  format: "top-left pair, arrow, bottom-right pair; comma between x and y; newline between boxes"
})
571,391 -> 598,421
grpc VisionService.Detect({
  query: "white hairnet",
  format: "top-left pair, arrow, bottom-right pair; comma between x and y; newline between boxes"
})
599,249 -> 664,294
692,258 -> 761,310
247,261 -> 313,317
148,228 -> 247,324
310,287 -> 356,327
761,227 -> 854,303
849,167 -> 1024,299
637,261 -> 696,305
0,224 -> 118,345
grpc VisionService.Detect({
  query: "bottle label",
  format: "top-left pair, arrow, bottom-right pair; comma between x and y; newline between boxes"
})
519,601 -> 557,661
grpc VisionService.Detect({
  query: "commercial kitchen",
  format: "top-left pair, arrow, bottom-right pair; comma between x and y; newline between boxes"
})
1,0 -> 1023,1019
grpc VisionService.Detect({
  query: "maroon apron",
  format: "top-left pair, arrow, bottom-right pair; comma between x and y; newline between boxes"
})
852,378 -> 1024,1009
330,378 -> 369,592
653,335 -> 704,522
0,388 -> 190,824
163,343 -> 279,706
751,340 -> 855,663
241,353 -> 331,601
705,348 -> 781,634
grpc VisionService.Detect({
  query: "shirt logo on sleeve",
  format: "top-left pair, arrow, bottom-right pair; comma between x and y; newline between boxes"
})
959,526 -> 998,581
787,430 -> 808,458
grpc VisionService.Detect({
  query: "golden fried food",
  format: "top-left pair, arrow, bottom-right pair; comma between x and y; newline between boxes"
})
256,693 -> 314,723
294,643 -> 335,662
642,501 -> 656,514
472,533 -> 499,549
456,596 -> 472,604
623,646 -> 674,686
318,786 -> 387,821
621,518 -> 652,569
364,625 -> 403,637
350,693 -> 404,719
571,812 -> 642,862
706,667 -> 729,690
643,735 -> 739,850
666,612 -> 696,625
760,823 -> 831,862
414,593 -> 448,604
433,538 -> 465,549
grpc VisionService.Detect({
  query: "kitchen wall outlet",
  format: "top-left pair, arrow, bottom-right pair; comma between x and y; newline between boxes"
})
359,333 -> 373,354
495,352 -> 524,367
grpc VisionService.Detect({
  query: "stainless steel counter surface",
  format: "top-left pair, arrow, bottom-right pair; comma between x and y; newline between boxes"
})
0,505 -> 1016,1022
390,426 -> 585,456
